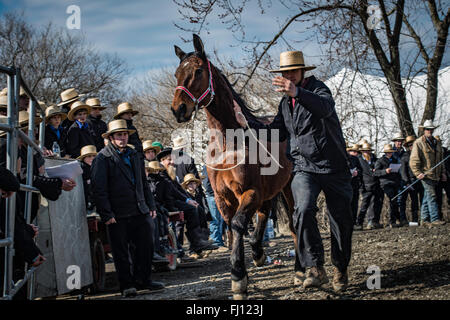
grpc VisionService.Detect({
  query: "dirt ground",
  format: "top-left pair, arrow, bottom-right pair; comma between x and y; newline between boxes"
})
79,221 -> 450,301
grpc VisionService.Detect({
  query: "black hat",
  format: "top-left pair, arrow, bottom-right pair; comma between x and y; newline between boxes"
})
156,147 -> 173,161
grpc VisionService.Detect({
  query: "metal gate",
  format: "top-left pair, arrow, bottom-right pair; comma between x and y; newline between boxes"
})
0,65 -> 46,300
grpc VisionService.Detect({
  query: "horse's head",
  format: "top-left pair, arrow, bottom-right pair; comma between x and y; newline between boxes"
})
171,34 -> 212,123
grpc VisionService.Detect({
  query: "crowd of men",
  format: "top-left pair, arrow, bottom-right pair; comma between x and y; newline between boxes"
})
0,87 -> 225,298
1,83 -> 448,299
346,127 -> 449,231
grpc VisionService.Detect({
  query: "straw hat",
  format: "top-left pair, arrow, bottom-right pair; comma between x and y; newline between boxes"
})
45,105 -> 67,122
143,140 -> 161,153
146,161 -> 165,173
77,145 -> 97,160
382,144 -> 395,153
67,101 -> 91,121
18,110 -> 42,127
391,132 -> 405,142
172,136 -> 188,150
404,135 -> 416,146
359,142 -> 374,152
102,119 -> 136,139
86,97 -> 106,110
358,138 -> 369,146
113,102 -> 139,119
181,173 -> 201,189
346,143 -> 360,152
270,51 -> 316,73
57,88 -> 85,106
0,95 -> 7,108
419,120 -> 438,130
1,87 -> 28,97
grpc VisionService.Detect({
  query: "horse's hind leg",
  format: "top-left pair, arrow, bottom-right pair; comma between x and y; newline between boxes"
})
230,189 -> 260,300
250,201 -> 272,267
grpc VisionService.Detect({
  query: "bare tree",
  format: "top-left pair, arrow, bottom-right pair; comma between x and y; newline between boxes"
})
173,0 -> 450,137
0,12 -> 128,109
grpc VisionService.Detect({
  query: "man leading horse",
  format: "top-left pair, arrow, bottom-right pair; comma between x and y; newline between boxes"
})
234,51 -> 354,292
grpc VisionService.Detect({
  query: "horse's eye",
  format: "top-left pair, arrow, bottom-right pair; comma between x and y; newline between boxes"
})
195,68 -> 204,77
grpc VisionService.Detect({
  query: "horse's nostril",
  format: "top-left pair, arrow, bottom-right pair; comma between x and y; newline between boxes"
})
179,103 -> 187,115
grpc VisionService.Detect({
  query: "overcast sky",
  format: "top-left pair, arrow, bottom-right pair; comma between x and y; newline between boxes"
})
1,0 -> 448,86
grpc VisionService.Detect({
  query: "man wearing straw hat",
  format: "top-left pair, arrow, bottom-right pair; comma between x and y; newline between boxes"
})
143,140 -> 161,163
66,101 -> 96,159
391,132 -> 409,225
57,88 -> 85,128
399,136 -> 422,223
91,119 -> 165,297
234,50 -> 353,292
77,145 -> 98,211
86,97 -> 108,152
356,142 -> 383,230
374,144 -> 403,228
410,120 -> 447,226
114,102 -> 143,155
44,105 -> 68,157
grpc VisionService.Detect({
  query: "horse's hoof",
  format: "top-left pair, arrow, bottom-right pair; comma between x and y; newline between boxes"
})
233,293 -> 248,300
231,276 -> 248,300
253,253 -> 266,267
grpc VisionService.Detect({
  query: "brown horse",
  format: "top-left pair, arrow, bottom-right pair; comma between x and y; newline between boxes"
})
171,34 -> 298,299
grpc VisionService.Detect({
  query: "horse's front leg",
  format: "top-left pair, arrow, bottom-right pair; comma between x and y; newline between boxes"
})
230,189 -> 260,300
249,201 -> 272,267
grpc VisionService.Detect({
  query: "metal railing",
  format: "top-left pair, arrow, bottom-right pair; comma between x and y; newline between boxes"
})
1,65 -> 46,300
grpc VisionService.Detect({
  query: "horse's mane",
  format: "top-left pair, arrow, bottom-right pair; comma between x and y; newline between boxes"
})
215,68 -> 261,124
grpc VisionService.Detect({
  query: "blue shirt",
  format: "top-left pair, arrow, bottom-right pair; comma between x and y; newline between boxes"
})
49,125 -> 63,140
116,147 -> 135,185
76,120 -> 89,130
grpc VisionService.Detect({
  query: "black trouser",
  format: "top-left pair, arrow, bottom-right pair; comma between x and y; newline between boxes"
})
350,181 -> 360,225
436,180 -> 450,220
399,182 -> 421,222
291,171 -> 353,273
107,214 -> 154,291
396,181 -> 410,222
382,184 -> 400,224
173,200 -> 202,250
357,187 -> 383,225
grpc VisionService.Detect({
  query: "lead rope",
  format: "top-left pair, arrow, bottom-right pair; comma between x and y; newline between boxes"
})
205,112 -> 284,171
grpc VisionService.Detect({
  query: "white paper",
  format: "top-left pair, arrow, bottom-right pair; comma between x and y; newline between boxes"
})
46,160 -> 83,180
389,163 -> 401,173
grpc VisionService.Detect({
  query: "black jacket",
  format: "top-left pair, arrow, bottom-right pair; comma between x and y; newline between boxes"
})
247,75 -> 349,174
348,154 -> 363,188
125,119 -> 143,154
158,170 -> 191,204
400,151 -> 416,185
44,124 -> 68,157
147,172 -> 178,212
91,143 -> 156,223
374,155 -> 401,188
87,115 -> 107,152
80,161 -> 94,210
66,122 -> 96,159
358,154 -> 380,192
174,150 -> 199,181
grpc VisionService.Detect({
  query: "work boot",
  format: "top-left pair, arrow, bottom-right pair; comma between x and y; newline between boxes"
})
431,220 -> 446,226
303,266 -> 329,288
372,221 -> 383,229
365,223 -> 375,230
420,220 -> 431,227
121,287 -> 137,298
332,267 -> 348,292
399,219 -> 409,227
294,271 -> 306,286
353,224 -> 363,231
193,239 -> 218,252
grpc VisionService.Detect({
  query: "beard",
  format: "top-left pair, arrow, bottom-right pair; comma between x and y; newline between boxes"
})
166,165 -> 177,181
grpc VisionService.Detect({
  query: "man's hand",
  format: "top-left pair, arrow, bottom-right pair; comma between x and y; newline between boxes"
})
1,190 -> 14,198
442,174 -> 447,182
233,100 -> 247,128
42,147 -> 54,157
187,200 -> 199,207
272,76 -> 297,97
105,218 -> 117,225
352,170 -> 358,177
417,173 -> 425,180
31,254 -> 46,267
61,178 -> 76,191
29,224 -> 39,238
149,210 -> 157,219
386,168 -> 392,174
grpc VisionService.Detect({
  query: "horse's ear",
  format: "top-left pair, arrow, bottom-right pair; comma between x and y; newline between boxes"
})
174,45 -> 186,61
193,34 -> 206,60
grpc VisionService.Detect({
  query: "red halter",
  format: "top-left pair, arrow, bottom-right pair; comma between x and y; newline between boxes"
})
175,59 -> 215,118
